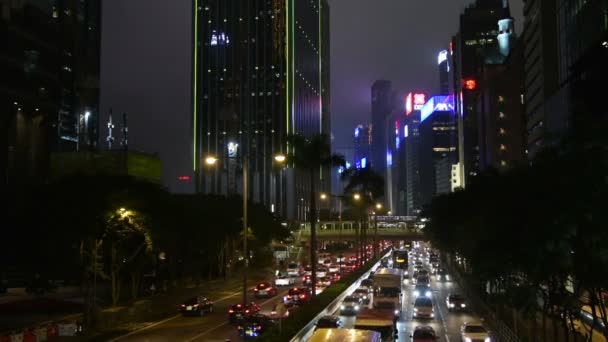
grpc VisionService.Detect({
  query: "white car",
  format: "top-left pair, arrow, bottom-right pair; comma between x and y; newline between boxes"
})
287,262 -> 302,277
316,267 -> 327,278
275,275 -> 295,287
328,264 -> 340,273
460,322 -> 492,342
413,297 -> 434,319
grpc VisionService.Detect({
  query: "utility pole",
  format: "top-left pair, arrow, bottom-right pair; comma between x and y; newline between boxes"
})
242,156 -> 248,306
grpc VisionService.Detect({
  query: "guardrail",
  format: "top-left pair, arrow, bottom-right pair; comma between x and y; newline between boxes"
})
289,250 -> 391,342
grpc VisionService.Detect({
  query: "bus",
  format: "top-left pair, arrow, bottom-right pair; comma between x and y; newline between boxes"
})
309,328 -> 382,342
392,249 -> 408,271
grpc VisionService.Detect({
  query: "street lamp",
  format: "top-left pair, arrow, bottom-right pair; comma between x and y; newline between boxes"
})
320,193 -> 327,200
274,154 -> 286,163
205,156 -> 218,165
353,193 -> 361,201
376,203 -> 383,210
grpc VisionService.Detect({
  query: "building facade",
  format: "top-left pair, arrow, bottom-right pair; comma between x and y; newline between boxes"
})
419,95 -> 458,206
451,0 -> 511,186
353,124 -> 371,169
403,92 -> 426,216
191,0 -> 330,220
2,0 -> 101,188
370,80 -> 393,178
438,50 -> 450,94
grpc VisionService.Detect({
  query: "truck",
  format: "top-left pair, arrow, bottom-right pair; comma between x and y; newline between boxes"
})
392,249 -> 409,271
355,307 -> 398,341
372,268 -> 403,313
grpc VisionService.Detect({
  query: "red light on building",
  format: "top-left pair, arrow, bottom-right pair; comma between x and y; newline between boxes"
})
413,93 -> 426,106
178,176 -> 191,181
405,93 -> 413,115
464,79 -> 477,90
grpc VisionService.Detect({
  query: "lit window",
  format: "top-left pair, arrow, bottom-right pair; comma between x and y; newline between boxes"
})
498,95 -> 505,103
499,112 -> 505,119
500,144 -> 507,151
52,6 -> 59,18
500,160 -> 507,167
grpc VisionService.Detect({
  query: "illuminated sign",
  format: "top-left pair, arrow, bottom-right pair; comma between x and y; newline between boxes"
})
396,258 -> 405,263
437,50 -> 448,65
386,149 -> 393,167
404,125 -> 409,138
464,79 -> 477,90
405,93 -> 413,115
178,176 -> 191,181
420,95 -> 455,122
361,158 -> 367,168
413,93 -> 426,110
354,127 -> 360,138
228,142 -> 239,158
210,30 -> 230,46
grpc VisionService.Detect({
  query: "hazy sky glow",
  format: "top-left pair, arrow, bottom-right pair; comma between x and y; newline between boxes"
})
101,0 -> 523,192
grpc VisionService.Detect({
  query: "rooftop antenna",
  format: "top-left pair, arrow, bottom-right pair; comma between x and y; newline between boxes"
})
106,108 -> 115,150
121,113 -> 129,151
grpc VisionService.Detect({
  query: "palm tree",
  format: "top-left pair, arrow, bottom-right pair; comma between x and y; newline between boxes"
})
342,166 -> 385,263
286,134 -> 345,297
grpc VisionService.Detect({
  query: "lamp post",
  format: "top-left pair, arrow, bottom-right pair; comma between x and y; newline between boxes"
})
320,193 -> 343,271
352,193 -> 363,266
374,203 -> 383,259
204,153 -> 285,307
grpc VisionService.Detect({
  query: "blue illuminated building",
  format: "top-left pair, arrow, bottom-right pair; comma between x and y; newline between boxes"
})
419,95 -> 458,206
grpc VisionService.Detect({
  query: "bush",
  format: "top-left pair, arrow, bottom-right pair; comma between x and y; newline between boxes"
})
255,250 -> 388,342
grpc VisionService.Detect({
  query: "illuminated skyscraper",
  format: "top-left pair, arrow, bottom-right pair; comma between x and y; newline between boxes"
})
191,0 -> 330,219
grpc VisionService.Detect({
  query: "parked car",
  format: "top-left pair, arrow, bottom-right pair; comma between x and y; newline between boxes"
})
254,282 -> 277,298
180,296 -> 214,316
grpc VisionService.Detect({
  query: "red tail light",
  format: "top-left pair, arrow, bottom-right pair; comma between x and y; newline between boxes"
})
181,304 -> 185,307
254,288 -> 259,292
193,304 -> 199,307
256,325 -> 262,330
245,309 -> 250,313
299,294 -> 306,299
229,309 -> 235,313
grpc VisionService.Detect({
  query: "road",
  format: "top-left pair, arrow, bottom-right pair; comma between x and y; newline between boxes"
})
336,253 -> 486,342
113,279 -> 297,342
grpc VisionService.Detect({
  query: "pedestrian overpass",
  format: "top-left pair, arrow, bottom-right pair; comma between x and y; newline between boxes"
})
296,216 -> 424,242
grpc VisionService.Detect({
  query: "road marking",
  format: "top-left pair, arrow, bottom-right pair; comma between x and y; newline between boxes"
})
183,293 -> 286,342
109,290 -> 243,341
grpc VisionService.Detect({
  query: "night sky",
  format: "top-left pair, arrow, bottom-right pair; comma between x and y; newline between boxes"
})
101,0 -> 523,193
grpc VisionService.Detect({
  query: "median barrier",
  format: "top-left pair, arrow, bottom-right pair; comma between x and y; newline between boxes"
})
254,250 -> 390,342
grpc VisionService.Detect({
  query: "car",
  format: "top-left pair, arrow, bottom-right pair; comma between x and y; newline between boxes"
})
317,276 -> 332,287
328,264 -> 340,273
361,278 -> 374,288
435,268 -> 450,282
180,296 -> 214,316
413,284 -> 432,298
353,287 -> 371,304
340,295 -> 362,315
303,266 -> 313,276
303,275 -> 313,286
275,275 -> 295,287
269,302 -> 292,319
237,313 -> 276,339
287,262 -> 302,277
316,267 -> 328,278
416,275 -> 431,288
413,297 -> 434,319
329,272 -> 341,282
315,315 -> 343,330
411,325 -> 439,341
283,287 -> 311,305
460,322 -> 492,342
447,294 -> 467,311
253,282 -> 277,298
228,303 -> 261,323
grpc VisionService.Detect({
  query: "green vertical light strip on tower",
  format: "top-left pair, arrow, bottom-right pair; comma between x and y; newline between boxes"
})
192,0 -> 199,171
285,0 -> 291,135
318,0 -> 323,134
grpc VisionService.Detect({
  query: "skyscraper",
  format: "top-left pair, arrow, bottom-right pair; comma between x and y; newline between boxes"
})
452,0 -> 511,185
191,0 -> 330,220
2,0 -> 101,187
438,50 -> 450,94
403,92 -> 426,216
370,80 -> 393,178
353,124 -> 371,168
419,95 -> 458,206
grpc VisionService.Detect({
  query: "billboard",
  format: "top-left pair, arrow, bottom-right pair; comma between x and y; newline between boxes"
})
413,93 -> 426,110
420,95 -> 455,122
405,93 -> 413,115
437,50 -> 448,65
406,92 -> 426,114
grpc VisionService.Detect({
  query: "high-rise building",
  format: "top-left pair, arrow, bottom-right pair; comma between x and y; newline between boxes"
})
476,17 -> 526,171
451,0 -> 511,186
403,92 -> 426,216
192,0 -> 330,220
2,0 -> 101,187
353,124 -> 371,169
419,95 -> 458,206
370,80 -> 393,177
438,50 -> 450,94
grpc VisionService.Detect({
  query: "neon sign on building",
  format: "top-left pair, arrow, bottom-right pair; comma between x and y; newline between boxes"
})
420,95 -> 455,122
413,93 -> 426,110
405,93 -> 413,115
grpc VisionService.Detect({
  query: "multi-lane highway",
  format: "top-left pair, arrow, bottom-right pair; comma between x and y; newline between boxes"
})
336,249 -> 487,342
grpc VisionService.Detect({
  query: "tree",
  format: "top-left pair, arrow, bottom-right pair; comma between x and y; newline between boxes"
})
342,166 -> 384,262
285,134 -> 345,297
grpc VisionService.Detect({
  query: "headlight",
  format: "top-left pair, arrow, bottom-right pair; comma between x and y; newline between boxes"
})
413,290 -> 420,297
354,305 -> 360,310
446,275 -> 450,280
465,338 -> 472,342
425,291 -> 432,297
394,310 -> 399,315
461,303 -> 466,308
449,303 -> 455,308
413,308 -> 418,312
430,313 -> 434,317
340,305 -> 345,310
484,338 -> 491,342
363,296 -> 367,299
